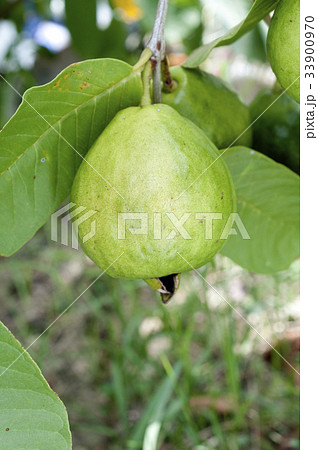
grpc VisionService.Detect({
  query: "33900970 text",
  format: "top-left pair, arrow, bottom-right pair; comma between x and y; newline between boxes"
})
305,15 -> 316,139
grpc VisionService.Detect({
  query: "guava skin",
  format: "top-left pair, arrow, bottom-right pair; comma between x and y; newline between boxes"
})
71,104 -> 236,279
249,88 -> 300,174
267,0 -> 300,103
161,66 -> 252,149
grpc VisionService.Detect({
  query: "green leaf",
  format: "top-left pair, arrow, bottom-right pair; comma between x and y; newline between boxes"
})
220,147 -> 299,274
0,58 -> 142,257
65,0 -> 100,57
182,0 -> 280,68
232,24 -> 267,62
65,0 -> 129,60
0,321 -> 71,449
128,362 -> 182,447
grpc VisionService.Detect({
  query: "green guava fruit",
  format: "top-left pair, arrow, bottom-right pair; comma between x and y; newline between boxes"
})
161,66 -> 252,149
249,87 -> 300,173
266,0 -> 300,103
71,104 -> 236,280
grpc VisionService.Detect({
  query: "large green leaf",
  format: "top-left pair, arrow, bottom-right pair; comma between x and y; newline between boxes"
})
0,321 -> 71,449
0,58 -> 142,256
183,0 -> 280,68
65,0 -> 100,57
221,147 -> 299,273
65,0 -> 128,60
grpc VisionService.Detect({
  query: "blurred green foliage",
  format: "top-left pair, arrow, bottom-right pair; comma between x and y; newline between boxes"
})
0,0 -> 271,128
0,0 -> 205,128
0,225 -> 300,449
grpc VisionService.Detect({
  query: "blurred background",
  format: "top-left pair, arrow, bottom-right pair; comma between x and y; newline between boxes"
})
0,0 -> 299,449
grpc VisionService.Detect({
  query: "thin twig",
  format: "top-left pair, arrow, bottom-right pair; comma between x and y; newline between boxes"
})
146,0 -> 168,103
153,57 -> 162,103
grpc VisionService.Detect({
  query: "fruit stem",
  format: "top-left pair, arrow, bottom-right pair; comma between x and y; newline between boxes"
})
140,61 -> 152,107
146,0 -> 168,103
133,48 -> 152,72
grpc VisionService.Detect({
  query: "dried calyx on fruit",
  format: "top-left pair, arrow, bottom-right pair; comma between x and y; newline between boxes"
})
162,66 -> 252,149
71,102 -> 236,302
